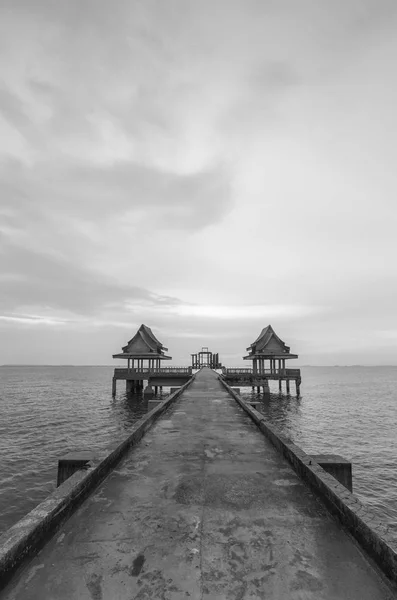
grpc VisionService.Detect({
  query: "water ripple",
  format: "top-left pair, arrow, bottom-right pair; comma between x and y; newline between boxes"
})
241,366 -> 397,544
1,366 -> 397,544
0,366 -> 167,533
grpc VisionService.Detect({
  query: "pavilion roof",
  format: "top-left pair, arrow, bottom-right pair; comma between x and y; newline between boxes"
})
112,353 -> 172,360
140,324 -> 167,350
113,324 -> 171,359
243,353 -> 298,360
244,324 -> 297,358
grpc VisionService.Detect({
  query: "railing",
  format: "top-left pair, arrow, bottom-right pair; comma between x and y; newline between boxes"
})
224,368 -> 253,374
114,367 -> 192,375
223,368 -> 301,377
285,369 -> 301,377
153,367 -> 192,373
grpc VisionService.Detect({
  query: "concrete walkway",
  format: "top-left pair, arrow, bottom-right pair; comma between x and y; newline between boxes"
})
1,368 -> 394,599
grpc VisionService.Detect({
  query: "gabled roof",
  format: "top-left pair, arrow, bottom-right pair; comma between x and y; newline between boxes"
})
113,324 -> 170,358
122,330 -> 154,353
140,324 -> 168,351
247,325 -> 289,350
245,324 -> 294,356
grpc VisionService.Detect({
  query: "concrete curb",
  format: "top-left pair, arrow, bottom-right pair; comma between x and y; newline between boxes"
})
0,374 -> 196,589
218,375 -> 397,585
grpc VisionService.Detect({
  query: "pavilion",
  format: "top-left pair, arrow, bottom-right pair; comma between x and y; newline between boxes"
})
112,325 -> 193,396
112,324 -> 172,372
243,325 -> 298,375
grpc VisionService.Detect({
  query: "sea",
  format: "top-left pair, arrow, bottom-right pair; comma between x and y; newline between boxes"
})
0,366 -> 397,542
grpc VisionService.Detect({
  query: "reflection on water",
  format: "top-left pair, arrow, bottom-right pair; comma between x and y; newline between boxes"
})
242,389 -> 303,440
109,387 -> 170,431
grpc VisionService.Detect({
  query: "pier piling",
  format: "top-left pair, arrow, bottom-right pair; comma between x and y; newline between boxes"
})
143,384 -> 154,399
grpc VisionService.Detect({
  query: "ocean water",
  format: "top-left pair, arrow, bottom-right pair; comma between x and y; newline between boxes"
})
241,366 -> 397,542
0,366 -> 397,542
0,366 -> 168,535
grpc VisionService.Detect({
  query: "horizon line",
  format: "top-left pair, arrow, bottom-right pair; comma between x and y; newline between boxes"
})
2,364 -> 397,368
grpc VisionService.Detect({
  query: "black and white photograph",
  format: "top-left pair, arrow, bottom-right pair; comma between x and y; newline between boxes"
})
1,1 -> 397,598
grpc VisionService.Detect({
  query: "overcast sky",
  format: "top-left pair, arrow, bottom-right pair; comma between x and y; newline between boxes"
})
1,0 -> 397,366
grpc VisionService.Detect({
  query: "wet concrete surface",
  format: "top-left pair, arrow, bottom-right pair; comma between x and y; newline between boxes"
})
1,368 -> 395,599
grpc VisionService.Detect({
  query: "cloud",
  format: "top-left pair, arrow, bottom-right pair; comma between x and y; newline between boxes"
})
2,155 -> 228,212
1,0 -> 397,364
166,304 -> 323,320
0,314 -> 66,326
0,87 -> 32,134
0,241 -> 184,317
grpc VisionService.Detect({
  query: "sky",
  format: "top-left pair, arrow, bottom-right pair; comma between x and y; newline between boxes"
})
1,0 -> 397,366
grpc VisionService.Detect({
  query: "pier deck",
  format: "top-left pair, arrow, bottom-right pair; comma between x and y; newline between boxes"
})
1,368 -> 393,599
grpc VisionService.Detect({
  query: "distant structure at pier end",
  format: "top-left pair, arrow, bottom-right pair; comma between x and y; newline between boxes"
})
191,347 -> 222,370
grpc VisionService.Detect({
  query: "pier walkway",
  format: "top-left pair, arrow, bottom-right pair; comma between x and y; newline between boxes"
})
1,368 -> 394,599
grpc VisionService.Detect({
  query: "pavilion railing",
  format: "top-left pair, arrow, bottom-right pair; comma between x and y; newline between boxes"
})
284,369 -> 301,377
223,368 -> 253,374
223,368 -> 301,377
114,367 -> 192,375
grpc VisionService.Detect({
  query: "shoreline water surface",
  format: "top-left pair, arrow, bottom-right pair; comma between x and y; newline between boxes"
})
0,365 -> 396,542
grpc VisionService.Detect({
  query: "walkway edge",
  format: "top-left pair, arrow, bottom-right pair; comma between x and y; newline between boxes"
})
0,375 -> 196,590
218,376 -> 397,585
